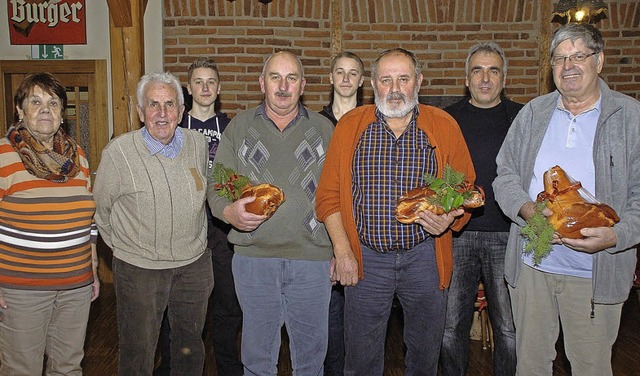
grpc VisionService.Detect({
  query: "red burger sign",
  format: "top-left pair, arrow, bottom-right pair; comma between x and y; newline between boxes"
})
8,0 -> 86,45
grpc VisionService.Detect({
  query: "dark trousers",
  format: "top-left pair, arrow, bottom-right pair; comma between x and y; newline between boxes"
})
155,218 -> 243,376
344,239 -> 446,376
210,220 -> 243,376
114,250 -> 214,376
324,285 -> 345,376
440,231 -> 516,376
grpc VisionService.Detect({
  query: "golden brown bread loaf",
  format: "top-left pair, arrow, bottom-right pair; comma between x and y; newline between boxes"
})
239,183 -> 285,218
537,165 -> 619,239
395,185 -> 484,224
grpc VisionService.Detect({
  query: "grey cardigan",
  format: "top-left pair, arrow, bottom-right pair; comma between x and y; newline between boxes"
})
493,78 -> 640,304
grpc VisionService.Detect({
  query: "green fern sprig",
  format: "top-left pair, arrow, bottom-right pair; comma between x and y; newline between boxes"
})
422,165 -> 469,213
442,165 -> 466,186
212,163 -> 251,201
520,201 -> 555,266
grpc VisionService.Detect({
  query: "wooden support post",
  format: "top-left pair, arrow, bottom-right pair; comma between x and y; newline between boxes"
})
330,0 -> 343,59
107,0 -> 147,137
101,0 -> 147,282
539,0 -> 553,95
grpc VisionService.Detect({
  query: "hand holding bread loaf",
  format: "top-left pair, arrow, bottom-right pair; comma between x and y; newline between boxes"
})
212,163 -> 285,218
395,165 -> 484,224
536,165 -> 619,239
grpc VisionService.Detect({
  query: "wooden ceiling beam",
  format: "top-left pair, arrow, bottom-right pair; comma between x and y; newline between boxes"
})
107,0 -> 147,27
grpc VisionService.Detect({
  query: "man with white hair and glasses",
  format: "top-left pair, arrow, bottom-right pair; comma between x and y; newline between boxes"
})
493,23 -> 640,376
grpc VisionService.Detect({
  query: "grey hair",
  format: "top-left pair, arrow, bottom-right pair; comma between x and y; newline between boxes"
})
371,48 -> 421,81
550,23 -> 604,60
464,42 -> 508,77
136,72 -> 184,108
261,51 -> 305,78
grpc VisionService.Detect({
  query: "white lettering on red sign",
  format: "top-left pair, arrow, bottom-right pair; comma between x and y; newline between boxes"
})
10,0 -> 83,28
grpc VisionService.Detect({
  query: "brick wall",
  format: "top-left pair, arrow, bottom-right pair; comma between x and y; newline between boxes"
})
163,0 -> 640,117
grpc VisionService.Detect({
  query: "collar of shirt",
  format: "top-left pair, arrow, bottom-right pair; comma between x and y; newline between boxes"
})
374,106 -> 420,135
555,94 -> 602,117
352,104 -> 435,252
255,102 -> 309,130
141,126 -> 184,159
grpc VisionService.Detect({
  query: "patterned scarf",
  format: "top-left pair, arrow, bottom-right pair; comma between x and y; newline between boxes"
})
7,123 -> 80,183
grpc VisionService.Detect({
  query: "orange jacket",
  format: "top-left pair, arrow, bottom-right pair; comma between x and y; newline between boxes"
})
316,104 -> 475,289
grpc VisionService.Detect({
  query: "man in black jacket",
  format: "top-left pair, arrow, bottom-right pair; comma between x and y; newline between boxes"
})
440,42 -> 522,376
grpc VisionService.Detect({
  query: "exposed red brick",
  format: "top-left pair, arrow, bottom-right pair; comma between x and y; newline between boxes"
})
455,25 -> 481,32
400,24 -> 428,32
177,18 -> 204,26
237,38 -> 266,45
207,37 -> 237,45
163,0 -> 640,114
427,61 -> 455,69
179,37 -> 208,45
186,47 -> 216,55
264,20 -> 292,27
430,79 -> 458,86
412,34 -> 438,42
293,20 -> 320,28
204,20 -> 232,27
264,38 -> 294,47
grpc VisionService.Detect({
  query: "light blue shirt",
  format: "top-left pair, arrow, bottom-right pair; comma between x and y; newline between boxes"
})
141,126 -> 184,159
526,96 -> 602,278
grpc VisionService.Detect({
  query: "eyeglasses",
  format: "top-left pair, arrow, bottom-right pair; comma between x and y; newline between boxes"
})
550,52 -> 598,66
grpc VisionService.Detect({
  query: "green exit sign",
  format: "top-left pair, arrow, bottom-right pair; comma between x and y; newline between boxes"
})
31,45 -> 64,60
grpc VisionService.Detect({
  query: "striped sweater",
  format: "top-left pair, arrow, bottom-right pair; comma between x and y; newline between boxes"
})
0,138 -> 96,291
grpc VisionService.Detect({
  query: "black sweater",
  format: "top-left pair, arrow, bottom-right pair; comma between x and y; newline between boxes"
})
445,97 -> 523,232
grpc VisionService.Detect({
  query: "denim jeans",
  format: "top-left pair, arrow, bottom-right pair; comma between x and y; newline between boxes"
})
324,285 -> 345,376
113,250 -> 214,376
232,254 -> 331,376
440,231 -> 516,376
344,239 -> 446,376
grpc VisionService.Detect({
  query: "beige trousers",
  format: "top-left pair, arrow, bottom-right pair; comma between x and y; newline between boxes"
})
0,285 -> 92,376
509,263 -> 623,376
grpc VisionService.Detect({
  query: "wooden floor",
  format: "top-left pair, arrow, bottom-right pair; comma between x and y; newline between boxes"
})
82,284 -> 640,375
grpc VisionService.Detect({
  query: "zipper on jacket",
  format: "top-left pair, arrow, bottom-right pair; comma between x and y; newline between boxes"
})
590,299 -> 595,319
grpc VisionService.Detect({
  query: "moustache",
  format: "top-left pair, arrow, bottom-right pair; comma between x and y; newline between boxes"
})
275,91 -> 292,98
387,92 -> 406,101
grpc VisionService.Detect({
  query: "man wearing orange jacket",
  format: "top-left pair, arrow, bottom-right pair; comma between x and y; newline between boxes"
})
316,48 -> 475,376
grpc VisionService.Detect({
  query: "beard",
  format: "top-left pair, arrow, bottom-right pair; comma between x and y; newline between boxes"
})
374,86 -> 419,118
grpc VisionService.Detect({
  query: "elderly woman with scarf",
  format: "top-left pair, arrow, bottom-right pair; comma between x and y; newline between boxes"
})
0,72 -> 99,375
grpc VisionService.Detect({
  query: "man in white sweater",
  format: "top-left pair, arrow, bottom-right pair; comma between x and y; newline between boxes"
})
94,72 -> 213,375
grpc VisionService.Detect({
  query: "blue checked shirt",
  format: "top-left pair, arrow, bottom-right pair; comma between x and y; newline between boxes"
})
352,107 -> 437,252
141,126 -> 184,159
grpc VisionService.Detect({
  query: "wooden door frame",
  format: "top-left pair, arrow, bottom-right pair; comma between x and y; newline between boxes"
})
0,60 -> 109,175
